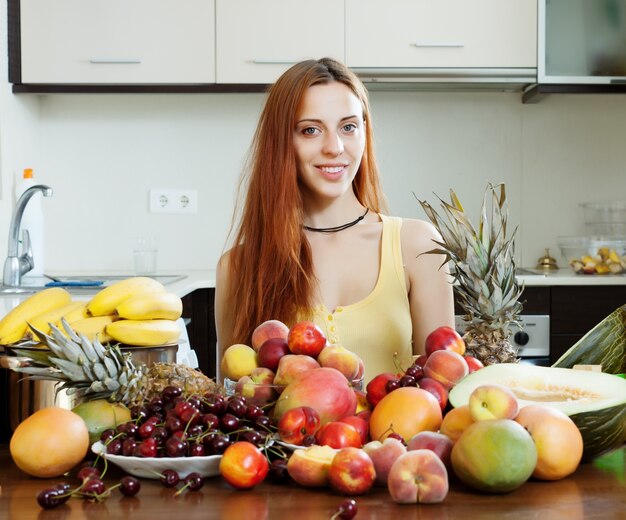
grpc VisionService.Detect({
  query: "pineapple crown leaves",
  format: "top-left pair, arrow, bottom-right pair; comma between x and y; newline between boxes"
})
417,183 -> 523,327
12,319 -> 144,401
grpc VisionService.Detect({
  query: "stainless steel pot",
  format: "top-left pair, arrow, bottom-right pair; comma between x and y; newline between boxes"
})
0,343 -> 177,432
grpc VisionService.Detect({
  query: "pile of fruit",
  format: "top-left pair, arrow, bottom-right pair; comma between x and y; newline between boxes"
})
0,276 -> 183,347
569,247 -> 626,275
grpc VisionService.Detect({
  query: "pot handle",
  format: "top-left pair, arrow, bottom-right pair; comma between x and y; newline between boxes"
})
0,355 -> 34,369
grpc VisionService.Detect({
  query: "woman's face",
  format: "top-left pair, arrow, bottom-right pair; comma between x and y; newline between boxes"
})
293,82 -> 366,202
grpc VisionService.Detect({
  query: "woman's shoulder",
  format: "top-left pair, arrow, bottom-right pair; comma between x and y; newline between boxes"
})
393,216 -> 442,255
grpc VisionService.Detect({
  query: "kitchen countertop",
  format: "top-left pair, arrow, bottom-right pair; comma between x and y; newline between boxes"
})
0,443 -> 623,519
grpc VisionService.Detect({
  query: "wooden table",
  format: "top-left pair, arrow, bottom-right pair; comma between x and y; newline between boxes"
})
1,444 -> 624,520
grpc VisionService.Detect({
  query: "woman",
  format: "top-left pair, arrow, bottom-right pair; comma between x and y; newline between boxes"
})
216,58 -> 454,383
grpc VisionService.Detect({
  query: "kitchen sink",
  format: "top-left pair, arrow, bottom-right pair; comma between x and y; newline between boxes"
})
0,274 -> 187,294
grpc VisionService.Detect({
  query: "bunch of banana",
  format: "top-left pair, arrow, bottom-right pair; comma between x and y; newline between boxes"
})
0,287 -> 72,345
87,276 -> 165,316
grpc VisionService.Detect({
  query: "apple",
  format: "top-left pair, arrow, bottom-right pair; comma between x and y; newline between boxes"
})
286,444 -> 337,487
328,447 -> 376,496
362,437 -> 407,487
273,354 -> 320,387
339,415 -> 369,445
287,320 -> 327,357
417,377 -> 448,411
277,406 -> 321,446
464,355 -> 484,373
425,326 -> 465,356
468,384 -> 519,422
258,337 -> 291,372
406,431 -> 453,470
251,319 -> 290,352
234,367 -> 277,405
316,421 -> 362,449
387,449 -> 449,504
219,441 -> 269,490
365,372 -> 396,408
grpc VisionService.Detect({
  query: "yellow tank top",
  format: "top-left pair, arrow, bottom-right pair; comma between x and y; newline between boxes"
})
306,214 -> 413,384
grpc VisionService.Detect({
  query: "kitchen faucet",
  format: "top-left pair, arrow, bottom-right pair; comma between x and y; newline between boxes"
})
3,184 -> 53,286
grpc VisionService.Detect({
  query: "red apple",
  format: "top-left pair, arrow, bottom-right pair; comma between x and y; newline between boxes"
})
328,447 -> 376,496
425,326 -> 465,356
277,406 -> 321,446
417,377 -> 448,411
463,355 -> 484,373
287,320 -> 327,357
316,421 -> 362,449
387,449 -> 449,504
339,415 -> 369,445
258,337 -> 291,372
219,441 -> 269,489
365,372 -> 396,408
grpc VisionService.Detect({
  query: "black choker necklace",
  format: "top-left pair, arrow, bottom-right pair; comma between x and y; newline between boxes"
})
304,208 -> 369,233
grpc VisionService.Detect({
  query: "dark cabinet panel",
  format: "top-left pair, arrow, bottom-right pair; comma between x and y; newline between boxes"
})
182,288 -> 217,379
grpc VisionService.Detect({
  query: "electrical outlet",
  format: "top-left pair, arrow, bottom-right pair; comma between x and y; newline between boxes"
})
149,189 -> 198,214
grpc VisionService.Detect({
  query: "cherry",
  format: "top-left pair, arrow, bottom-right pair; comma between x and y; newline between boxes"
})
165,436 -> 188,457
100,428 -> 116,443
187,395 -> 203,409
161,385 -> 183,403
189,443 -> 206,457
387,432 -> 405,445
201,413 -> 220,431
131,405 -> 150,421
399,374 -> 417,387
202,393 -> 226,415
138,421 -> 156,439
244,404 -> 264,421
206,435 -> 230,455
151,426 -> 169,445
160,469 -> 180,488
165,415 -> 183,433
106,438 -> 123,455
405,364 -> 424,380
333,499 -> 358,520
81,477 -> 105,496
253,415 -> 271,431
220,413 -> 240,432
119,476 -> 141,497
179,406 -> 201,426
174,401 -> 193,418
269,458 -> 291,484
184,472 -> 204,491
36,488 -> 62,509
238,429 -> 264,446
385,379 -> 401,393
302,434 -> 316,447
149,397 -> 164,414
77,466 -> 101,481
226,397 -> 247,418
136,437 -> 158,458
122,438 -> 139,456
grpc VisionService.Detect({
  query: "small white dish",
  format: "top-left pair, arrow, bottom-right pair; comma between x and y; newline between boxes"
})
91,441 -> 222,479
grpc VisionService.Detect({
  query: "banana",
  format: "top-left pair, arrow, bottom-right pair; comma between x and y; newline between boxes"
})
0,288 -> 72,345
67,315 -> 118,344
115,291 -> 183,320
87,277 -> 165,317
58,301 -> 89,324
26,300 -> 87,340
106,319 -> 181,346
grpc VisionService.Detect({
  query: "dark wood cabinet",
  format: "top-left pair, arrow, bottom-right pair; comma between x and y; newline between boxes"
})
182,288 -> 217,380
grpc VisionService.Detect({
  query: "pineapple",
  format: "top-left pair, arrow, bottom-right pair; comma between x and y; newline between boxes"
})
11,319 -> 220,406
418,183 -> 523,365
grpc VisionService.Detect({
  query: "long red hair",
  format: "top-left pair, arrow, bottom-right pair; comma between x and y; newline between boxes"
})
226,58 -> 386,344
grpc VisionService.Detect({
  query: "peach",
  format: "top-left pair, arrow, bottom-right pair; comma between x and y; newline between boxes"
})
440,405 -> 474,443
273,354 -> 320,387
354,389 -> 371,414
278,406 -> 321,445
423,350 -> 469,390
387,449 -> 449,504
514,404 -> 583,481
369,387 -> 442,443
469,384 -> 519,422
220,343 -> 259,381
362,437 -> 407,487
251,319 -> 290,352
274,367 -> 358,425
328,447 -> 376,496
406,431 -> 453,469
425,326 -> 466,356
317,345 -> 360,381
287,320 -> 327,357
234,367 -> 277,406
287,444 -> 337,487
463,355 -> 484,373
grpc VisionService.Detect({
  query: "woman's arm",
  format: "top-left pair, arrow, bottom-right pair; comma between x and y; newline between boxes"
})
215,250 -> 236,378
401,218 -> 455,356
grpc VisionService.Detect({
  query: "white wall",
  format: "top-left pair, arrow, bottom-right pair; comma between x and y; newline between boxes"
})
1,90 -> 623,275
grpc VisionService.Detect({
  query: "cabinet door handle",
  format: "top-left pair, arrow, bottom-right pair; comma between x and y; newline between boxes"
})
251,59 -> 299,65
89,59 -> 142,64
413,42 -> 464,48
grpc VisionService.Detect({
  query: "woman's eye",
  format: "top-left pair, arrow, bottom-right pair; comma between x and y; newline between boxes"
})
301,127 -> 319,135
342,123 -> 358,133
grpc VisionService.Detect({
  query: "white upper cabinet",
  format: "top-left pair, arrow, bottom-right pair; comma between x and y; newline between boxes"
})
20,0 -> 215,84
346,0 -> 537,69
216,0 -> 344,84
